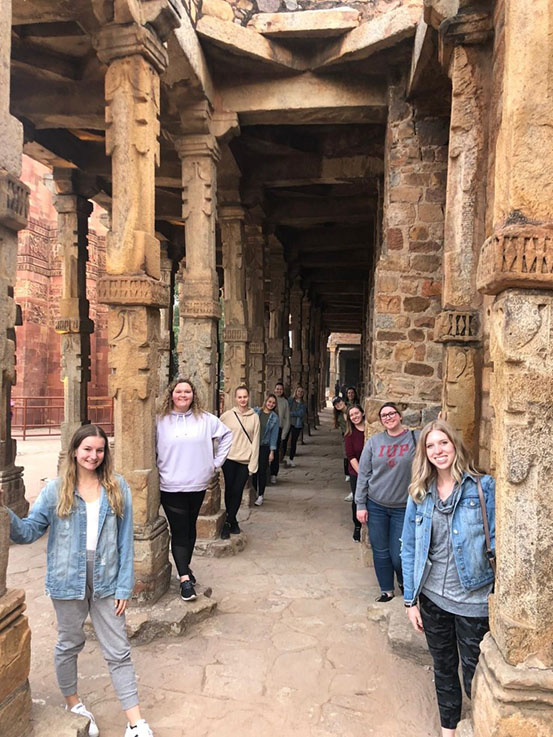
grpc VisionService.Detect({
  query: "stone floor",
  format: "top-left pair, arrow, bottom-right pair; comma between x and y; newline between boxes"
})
8,412 -> 440,737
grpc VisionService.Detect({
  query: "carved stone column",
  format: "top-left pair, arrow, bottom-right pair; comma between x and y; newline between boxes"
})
289,277 -> 303,390
309,304 -> 322,427
95,20 -> 176,604
265,235 -> 287,391
158,237 -> 173,393
329,343 -> 338,396
219,200 -> 249,411
53,170 -> 94,458
244,223 -> 266,406
282,279 -> 292,394
467,0 -> 553,732
175,128 -> 225,540
0,1 -> 32,733
435,34 -> 491,458
300,291 -> 311,395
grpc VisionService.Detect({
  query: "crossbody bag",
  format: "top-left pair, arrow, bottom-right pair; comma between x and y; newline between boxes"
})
233,411 -> 252,444
476,478 -> 497,575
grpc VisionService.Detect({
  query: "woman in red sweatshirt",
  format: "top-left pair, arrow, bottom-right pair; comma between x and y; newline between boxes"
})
344,404 -> 366,542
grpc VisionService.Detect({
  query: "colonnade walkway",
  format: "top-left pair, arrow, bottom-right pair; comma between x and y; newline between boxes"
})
8,410 -> 439,737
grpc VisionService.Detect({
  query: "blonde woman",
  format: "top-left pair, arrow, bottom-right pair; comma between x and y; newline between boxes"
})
156,378 -> 233,600
220,385 -> 260,539
401,420 -> 495,737
7,424 -> 154,737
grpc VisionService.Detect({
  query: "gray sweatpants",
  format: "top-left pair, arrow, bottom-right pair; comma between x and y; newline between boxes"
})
51,553 -> 138,711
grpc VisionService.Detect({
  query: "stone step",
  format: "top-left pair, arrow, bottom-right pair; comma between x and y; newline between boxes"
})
31,703 -> 89,737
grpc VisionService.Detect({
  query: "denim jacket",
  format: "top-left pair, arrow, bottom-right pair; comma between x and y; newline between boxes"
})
401,473 -> 495,605
8,475 -> 134,601
289,399 -> 307,429
253,408 -> 280,450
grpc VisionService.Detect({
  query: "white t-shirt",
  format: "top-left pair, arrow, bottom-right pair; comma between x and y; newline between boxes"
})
85,498 -> 100,551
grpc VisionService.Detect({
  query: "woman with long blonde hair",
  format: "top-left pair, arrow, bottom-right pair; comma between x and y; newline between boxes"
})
401,419 -> 496,737
8,424 -> 154,737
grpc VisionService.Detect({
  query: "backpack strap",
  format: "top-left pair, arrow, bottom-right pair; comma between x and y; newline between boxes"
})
477,478 -> 496,575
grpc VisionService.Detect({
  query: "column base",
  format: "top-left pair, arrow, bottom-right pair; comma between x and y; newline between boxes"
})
194,532 -> 247,558
0,590 -> 32,737
1,466 -> 28,518
471,634 -> 553,737
196,509 -> 226,539
133,515 -> 171,605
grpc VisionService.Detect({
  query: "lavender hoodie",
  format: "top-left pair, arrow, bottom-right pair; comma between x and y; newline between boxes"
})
156,411 -> 233,493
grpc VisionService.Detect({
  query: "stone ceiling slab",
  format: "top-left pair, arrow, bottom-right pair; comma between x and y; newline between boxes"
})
312,4 -> 422,69
165,11 -> 215,104
217,73 -> 387,125
247,8 -> 361,39
196,15 -> 307,71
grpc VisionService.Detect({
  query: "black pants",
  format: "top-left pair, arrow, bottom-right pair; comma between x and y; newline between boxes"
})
222,459 -> 250,525
349,475 -> 360,530
253,446 -> 271,497
270,428 -> 283,477
343,457 -> 349,475
419,593 -> 489,730
160,490 -> 206,576
288,426 -> 301,460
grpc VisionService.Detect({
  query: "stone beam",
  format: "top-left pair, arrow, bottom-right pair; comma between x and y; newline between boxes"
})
12,0 -> 80,24
284,224 -> 372,250
164,10 -> 215,105
247,8 -> 360,39
11,77 -> 105,129
244,153 -> 383,188
217,73 -> 387,126
267,193 -> 376,226
408,18 -> 437,96
312,5 -> 422,69
196,16 -> 307,72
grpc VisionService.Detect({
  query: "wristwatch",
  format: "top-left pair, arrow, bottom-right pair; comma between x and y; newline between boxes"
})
404,601 -> 417,608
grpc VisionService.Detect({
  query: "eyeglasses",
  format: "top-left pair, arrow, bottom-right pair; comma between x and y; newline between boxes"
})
380,411 -> 399,420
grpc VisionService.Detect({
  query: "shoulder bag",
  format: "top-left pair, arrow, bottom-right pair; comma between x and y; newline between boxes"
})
476,478 -> 496,575
233,411 -> 252,444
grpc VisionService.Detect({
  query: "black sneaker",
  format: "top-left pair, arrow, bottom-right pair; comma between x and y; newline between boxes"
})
180,579 -> 197,601
221,522 -> 231,540
229,521 -> 241,535
376,592 -> 395,603
353,527 -> 361,542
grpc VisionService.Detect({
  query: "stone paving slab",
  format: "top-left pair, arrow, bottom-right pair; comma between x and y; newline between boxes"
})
7,411 -> 441,737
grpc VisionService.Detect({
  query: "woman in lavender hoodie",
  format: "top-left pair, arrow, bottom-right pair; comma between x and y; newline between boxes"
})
156,378 -> 233,602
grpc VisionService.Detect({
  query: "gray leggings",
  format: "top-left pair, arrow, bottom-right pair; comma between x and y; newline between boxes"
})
51,553 -> 138,711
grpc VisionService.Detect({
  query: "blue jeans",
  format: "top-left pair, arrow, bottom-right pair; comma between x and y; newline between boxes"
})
367,500 -> 406,593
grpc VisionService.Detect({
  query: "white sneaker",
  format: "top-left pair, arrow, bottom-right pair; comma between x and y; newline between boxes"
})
270,475 -> 277,484
344,492 -> 353,502
254,495 -> 264,506
125,720 -> 154,737
345,475 -> 350,482
69,703 -> 100,737
288,460 -> 296,467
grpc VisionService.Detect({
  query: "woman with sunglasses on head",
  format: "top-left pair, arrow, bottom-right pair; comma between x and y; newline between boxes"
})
355,402 -> 418,602
252,393 -> 280,506
344,404 -> 366,542
401,420 -> 495,737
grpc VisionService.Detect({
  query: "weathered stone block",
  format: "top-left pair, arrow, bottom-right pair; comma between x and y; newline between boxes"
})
375,295 -> 401,313
404,362 -> 434,377
394,343 -> 415,362
196,510 -> 226,539
31,703 -> 89,737
408,328 -> 425,342
418,202 -> 443,222
203,0 -> 235,21
0,683 -> 32,737
403,296 -> 431,312
377,273 -> 398,292
421,279 -> 441,297
409,224 -> 429,240
387,227 -> 404,250
410,253 -> 440,272
376,330 -> 406,342
390,186 -> 423,203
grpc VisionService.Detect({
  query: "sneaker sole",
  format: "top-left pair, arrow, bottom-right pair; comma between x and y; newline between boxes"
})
181,593 -> 197,601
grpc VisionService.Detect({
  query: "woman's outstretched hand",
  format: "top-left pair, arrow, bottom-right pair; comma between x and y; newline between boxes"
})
407,604 -> 424,633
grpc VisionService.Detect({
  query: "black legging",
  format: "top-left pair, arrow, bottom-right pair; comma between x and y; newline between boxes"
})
350,475 -> 360,530
288,426 -> 302,460
222,459 -> 250,525
270,428 -> 283,477
160,490 -> 206,576
252,446 -> 271,497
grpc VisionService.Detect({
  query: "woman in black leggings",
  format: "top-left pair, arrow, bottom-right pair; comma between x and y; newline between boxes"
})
156,378 -> 233,601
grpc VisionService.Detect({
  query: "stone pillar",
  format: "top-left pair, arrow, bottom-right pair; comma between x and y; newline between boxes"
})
282,279 -> 292,394
308,303 -> 321,427
265,235 -> 287,391
300,291 -> 311,395
244,223 -> 265,406
0,1 -> 32,733
52,170 -> 94,457
95,18 -> 177,604
469,1 -> 553,733
434,36 -> 490,458
219,200 -> 249,412
158,237 -> 173,394
289,277 -> 303,390
175,125 -> 225,540
368,79 -> 448,422
329,343 -> 338,396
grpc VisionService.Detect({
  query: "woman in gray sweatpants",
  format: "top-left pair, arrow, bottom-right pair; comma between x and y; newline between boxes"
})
8,424 -> 154,737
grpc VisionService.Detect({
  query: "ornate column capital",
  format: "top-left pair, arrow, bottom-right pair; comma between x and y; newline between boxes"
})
435,309 -> 481,343
477,224 -> 553,295
219,203 -> 245,222
0,172 -> 29,231
174,133 -> 220,163
94,21 -> 170,73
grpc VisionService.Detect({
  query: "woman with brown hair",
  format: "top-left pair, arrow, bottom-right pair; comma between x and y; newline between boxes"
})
156,377 -> 233,601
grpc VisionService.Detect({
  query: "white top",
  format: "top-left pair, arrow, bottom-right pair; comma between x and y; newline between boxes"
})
85,498 -> 100,551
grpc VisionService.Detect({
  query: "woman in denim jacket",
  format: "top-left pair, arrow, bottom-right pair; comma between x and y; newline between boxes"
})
8,424 -> 153,737
252,393 -> 280,506
401,419 -> 495,737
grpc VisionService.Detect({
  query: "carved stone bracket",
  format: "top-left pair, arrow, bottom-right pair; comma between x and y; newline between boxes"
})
55,317 -> 95,335
477,224 -> 553,295
223,327 -> 248,342
440,5 -> 494,46
94,21 -> 170,73
0,173 -> 30,231
249,342 -> 265,354
98,275 -> 169,308
179,299 -> 221,320
435,309 -> 481,343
